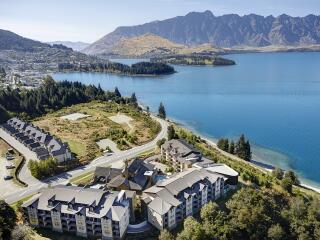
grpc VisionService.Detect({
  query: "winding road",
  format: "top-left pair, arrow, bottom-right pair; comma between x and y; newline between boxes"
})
2,116 -> 168,204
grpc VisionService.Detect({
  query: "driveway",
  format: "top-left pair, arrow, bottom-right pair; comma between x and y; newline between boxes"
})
0,129 -> 40,187
0,154 -> 21,197
3,116 -> 169,204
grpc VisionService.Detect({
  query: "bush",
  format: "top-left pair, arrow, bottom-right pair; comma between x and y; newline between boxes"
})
28,158 -> 59,179
0,200 -> 17,240
157,138 -> 166,148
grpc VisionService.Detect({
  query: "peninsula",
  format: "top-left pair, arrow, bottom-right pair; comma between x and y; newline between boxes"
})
151,54 -> 236,66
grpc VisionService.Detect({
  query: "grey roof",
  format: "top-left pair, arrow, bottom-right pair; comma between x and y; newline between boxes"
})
94,167 -> 122,182
148,197 -> 172,215
162,139 -> 202,164
4,118 -> 70,160
107,175 -> 142,191
22,185 -> 129,220
144,168 -> 225,215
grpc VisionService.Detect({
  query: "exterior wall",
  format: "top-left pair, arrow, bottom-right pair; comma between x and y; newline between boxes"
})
75,213 -> 87,237
101,218 -> 113,238
51,210 -> 62,232
215,178 -> 221,200
201,186 -> 208,206
119,206 -> 130,239
147,208 -> 163,230
167,207 -> 176,229
27,207 -> 39,226
186,196 -> 193,216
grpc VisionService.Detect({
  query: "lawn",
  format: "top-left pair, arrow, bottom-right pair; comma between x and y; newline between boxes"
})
33,101 -> 161,164
69,171 -> 94,185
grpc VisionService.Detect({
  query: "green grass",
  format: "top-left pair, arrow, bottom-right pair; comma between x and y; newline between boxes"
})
67,139 -> 86,157
69,171 -> 94,185
10,194 -> 36,211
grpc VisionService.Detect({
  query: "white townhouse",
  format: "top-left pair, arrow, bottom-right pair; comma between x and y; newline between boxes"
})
142,168 -> 227,230
22,185 -> 134,240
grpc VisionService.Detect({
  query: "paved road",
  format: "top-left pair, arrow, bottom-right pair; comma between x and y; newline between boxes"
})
0,129 -> 40,186
3,116 -> 168,204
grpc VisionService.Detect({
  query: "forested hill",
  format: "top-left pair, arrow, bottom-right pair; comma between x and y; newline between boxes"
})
0,76 -> 135,121
84,11 -> 320,54
58,61 -> 175,75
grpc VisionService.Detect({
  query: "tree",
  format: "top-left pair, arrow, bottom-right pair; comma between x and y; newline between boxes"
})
157,138 -> 166,148
235,134 -> 252,161
159,229 -> 174,240
0,200 -> 17,240
158,102 -> 166,119
267,224 -> 285,240
284,170 -> 300,185
272,168 -> 284,180
11,225 -> 33,240
177,217 -> 205,240
217,138 -> 229,152
115,87 -> 121,98
200,202 -> 220,223
167,125 -> 177,140
229,140 -> 235,154
281,177 -> 293,193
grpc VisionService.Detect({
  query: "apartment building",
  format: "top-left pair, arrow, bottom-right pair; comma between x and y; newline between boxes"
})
142,168 -> 226,230
2,117 -> 71,162
22,185 -> 134,239
161,139 -> 211,171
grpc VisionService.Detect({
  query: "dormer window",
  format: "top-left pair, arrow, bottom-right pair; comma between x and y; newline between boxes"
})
68,203 -> 73,209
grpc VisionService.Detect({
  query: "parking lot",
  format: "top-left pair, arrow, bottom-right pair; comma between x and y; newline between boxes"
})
0,140 -> 22,197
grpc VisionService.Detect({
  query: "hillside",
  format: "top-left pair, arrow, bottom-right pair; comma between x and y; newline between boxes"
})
99,34 -> 226,57
47,41 -> 90,51
0,29 -> 50,51
83,10 -> 320,55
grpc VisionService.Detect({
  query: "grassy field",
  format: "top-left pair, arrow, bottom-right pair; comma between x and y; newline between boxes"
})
69,171 -> 94,185
33,101 -> 161,164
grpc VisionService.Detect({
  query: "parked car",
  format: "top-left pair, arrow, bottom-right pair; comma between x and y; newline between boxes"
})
6,154 -> 14,160
6,164 -> 15,169
4,175 -> 13,180
7,148 -> 14,154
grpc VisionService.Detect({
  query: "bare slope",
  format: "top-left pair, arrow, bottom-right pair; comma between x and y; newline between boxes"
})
87,34 -> 226,57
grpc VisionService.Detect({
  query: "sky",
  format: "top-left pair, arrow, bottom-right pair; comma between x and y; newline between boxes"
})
0,0 -> 319,43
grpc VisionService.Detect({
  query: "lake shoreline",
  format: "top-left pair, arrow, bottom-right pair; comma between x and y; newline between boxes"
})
162,113 -> 320,194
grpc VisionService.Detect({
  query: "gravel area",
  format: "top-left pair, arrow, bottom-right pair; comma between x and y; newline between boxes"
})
60,113 -> 90,121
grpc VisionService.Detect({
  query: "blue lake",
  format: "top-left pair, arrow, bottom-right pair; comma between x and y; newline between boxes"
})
53,52 -> 320,187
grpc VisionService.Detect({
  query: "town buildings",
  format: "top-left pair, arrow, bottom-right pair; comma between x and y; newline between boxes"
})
22,185 -> 134,240
1,117 -> 71,162
161,139 -> 212,171
142,167 -> 229,230
94,159 -> 157,192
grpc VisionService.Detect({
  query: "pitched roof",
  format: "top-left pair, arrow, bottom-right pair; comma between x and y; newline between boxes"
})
148,197 -> 172,215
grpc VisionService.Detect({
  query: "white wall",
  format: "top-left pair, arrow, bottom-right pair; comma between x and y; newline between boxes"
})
75,214 -> 87,237
119,206 -> 130,238
186,196 -> 193,216
51,210 -> 62,232
168,207 -> 176,229
27,207 -> 39,226
101,218 -> 113,238
147,208 -> 163,230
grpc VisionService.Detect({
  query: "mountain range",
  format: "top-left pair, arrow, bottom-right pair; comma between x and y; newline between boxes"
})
83,10 -> 320,55
47,41 -> 90,51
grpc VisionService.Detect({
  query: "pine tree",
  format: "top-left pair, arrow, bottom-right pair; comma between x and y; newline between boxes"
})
168,125 -> 177,140
158,102 -> 166,119
229,140 -> 235,154
114,87 -> 121,98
